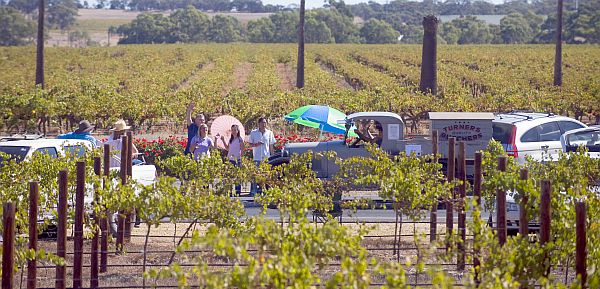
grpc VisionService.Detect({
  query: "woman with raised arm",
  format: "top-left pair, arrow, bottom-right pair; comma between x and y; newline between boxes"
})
184,101 -> 206,156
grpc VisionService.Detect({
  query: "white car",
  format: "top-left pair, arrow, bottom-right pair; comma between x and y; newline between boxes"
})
0,136 -> 157,238
492,112 -> 587,164
485,126 -> 600,234
0,136 -> 156,185
561,126 -> 600,159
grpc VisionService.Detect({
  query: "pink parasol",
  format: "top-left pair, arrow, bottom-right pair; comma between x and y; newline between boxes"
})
210,115 -> 245,149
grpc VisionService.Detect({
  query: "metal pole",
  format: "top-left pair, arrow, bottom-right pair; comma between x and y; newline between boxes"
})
296,0 -> 305,88
35,0 -> 44,88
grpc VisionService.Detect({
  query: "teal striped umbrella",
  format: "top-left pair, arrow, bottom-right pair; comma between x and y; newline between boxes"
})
284,105 -> 357,137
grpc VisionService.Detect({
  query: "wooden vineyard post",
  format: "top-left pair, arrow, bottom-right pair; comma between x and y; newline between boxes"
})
518,168 -> 530,289
576,202 -> 587,288
446,137 -> 456,248
28,182 -> 39,289
56,170 -> 68,289
117,135 -> 129,253
473,152 -> 482,285
519,169 -> 529,237
430,130 -> 438,242
496,156 -> 507,246
2,202 -> 16,289
540,179 -> 551,277
126,131 -> 133,177
73,161 -> 86,289
457,142 -> 466,270
125,131 -> 134,242
101,144 -> 110,271
540,180 -> 551,244
91,157 -> 101,289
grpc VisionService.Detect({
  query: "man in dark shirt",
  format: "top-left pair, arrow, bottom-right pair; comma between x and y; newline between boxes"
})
184,102 -> 206,156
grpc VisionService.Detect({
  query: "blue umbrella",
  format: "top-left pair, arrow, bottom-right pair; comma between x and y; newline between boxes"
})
284,105 -> 357,136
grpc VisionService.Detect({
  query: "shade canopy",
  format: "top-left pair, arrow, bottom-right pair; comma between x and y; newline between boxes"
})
285,105 -> 357,137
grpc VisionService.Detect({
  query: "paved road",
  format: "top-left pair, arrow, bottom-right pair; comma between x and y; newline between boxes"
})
243,202 -> 486,224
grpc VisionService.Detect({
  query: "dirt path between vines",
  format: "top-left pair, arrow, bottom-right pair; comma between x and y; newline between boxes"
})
317,60 -> 355,90
174,61 -> 215,91
222,62 -> 252,95
276,63 -> 296,91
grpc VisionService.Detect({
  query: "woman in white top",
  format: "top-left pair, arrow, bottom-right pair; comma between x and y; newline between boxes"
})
220,124 -> 245,195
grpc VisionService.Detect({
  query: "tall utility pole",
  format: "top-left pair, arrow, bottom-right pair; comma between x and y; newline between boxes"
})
419,15 -> 438,95
296,0 -> 305,89
35,0 -> 45,88
553,0 -> 563,86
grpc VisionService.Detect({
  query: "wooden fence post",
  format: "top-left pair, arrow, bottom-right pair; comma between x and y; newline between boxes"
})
576,201 -> 587,288
2,202 -> 16,289
519,169 -> 529,238
457,142 -> 466,270
117,135 -> 129,253
73,161 -> 86,289
540,180 -> 551,244
430,130 -> 438,243
101,144 -> 109,272
540,179 -> 551,277
28,182 -> 39,289
473,152 -> 482,286
125,131 -> 134,241
56,170 -> 68,289
446,137 -> 456,246
126,131 -> 133,177
91,157 -> 101,289
496,156 -> 507,246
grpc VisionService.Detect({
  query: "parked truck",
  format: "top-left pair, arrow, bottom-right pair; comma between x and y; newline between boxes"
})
268,111 -> 495,180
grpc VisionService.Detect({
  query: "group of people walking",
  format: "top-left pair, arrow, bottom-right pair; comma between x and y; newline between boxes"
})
185,102 -> 276,196
57,102 -> 277,196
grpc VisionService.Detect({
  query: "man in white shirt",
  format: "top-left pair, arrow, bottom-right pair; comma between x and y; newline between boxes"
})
249,117 -> 276,196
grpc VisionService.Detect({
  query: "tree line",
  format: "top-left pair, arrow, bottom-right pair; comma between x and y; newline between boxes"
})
351,0 -> 600,44
96,0 -> 285,13
114,6 -> 401,44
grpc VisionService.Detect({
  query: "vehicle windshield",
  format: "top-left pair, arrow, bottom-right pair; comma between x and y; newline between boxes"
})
0,146 -> 30,164
565,130 -> 600,152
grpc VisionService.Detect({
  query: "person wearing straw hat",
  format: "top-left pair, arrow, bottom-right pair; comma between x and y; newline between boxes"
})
105,119 -> 140,167
57,120 -> 99,147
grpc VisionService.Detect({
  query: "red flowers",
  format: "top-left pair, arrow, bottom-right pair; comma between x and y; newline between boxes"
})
133,136 -> 187,163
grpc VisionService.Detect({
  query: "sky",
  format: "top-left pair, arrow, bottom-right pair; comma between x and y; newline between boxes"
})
261,0 -> 504,9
